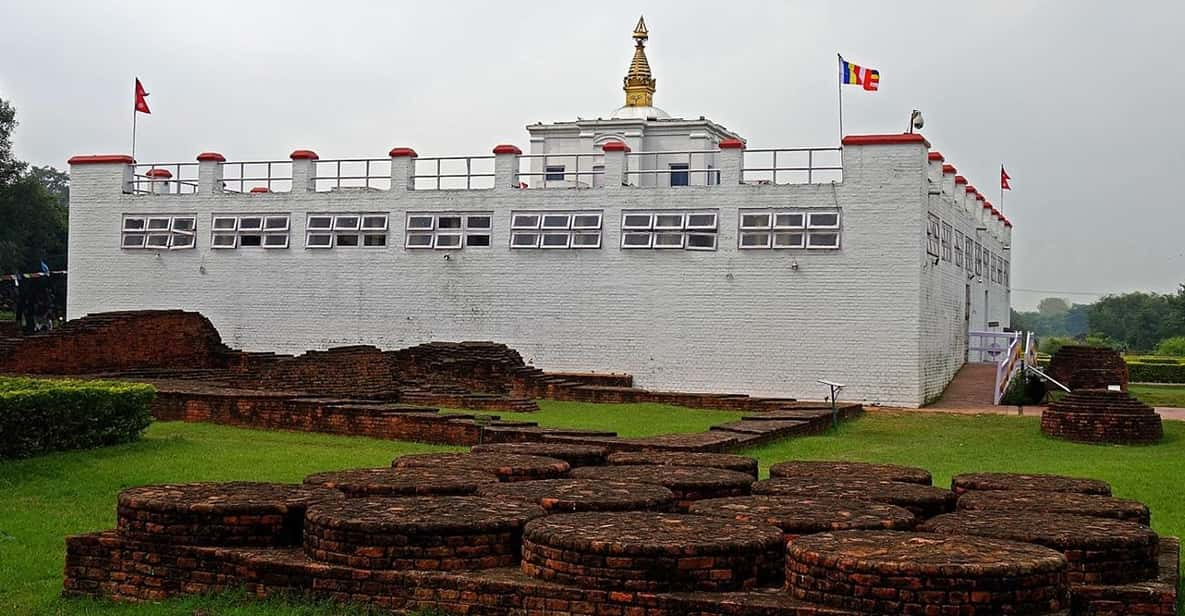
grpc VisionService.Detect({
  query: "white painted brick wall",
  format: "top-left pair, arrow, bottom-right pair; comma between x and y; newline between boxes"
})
68,140 -> 1009,407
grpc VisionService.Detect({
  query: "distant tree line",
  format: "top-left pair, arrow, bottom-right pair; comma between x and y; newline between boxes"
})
1012,289 -> 1185,355
0,96 -> 69,275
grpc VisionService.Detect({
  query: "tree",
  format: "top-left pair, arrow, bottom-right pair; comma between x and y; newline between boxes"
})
0,97 -> 69,273
1037,297 -> 1070,316
1087,292 -> 1185,352
0,98 -> 26,186
27,165 -> 69,209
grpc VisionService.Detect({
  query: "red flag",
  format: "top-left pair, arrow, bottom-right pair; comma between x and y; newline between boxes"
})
1000,165 -> 1011,190
134,78 -> 151,114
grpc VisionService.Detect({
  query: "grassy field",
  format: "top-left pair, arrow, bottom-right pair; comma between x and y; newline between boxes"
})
2,408 -> 1182,614
0,309 -> 14,321
444,401 -> 743,437
1130,384 -> 1185,407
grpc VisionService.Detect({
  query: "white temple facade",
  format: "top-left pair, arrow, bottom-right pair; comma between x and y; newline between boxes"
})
64,18 -> 1013,407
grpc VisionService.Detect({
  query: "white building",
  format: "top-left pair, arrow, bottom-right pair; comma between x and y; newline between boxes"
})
66,18 -> 1012,407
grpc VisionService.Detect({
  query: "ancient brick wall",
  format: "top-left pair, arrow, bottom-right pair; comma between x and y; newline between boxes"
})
0,310 -> 231,375
388,342 -> 530,394
226,345 -> 402,399
1048,346 -> 1129,391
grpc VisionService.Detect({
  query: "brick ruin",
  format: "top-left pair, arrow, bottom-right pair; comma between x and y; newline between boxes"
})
0,310 -> 864,450
1040,346 -> 1164,444
64,459 -> 1178,615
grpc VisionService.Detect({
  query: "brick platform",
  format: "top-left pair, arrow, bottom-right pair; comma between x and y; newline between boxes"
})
392,452 -> 570,482
951,472 -> 1112,496
605,451 -> 759,477
767,460 -> 932,485
569,465 -> 753,511
1041,389 -> 1164,444
751,477 -> 955,518
302,467 -> 498,496
520,512 -> 784,592
470,442 -> 608,467
116,482 -> 342,547
687,496 -> 916,541
785,531 -> 1070,614
1047,345 -> 1129,391
476,479 -> 676,512
919,511 -> 1159,585
303,496 -> 545,570
1069,537 -> 1180,616
957,489 -> 1151,525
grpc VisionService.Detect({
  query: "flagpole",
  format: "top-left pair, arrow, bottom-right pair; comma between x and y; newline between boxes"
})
837,53 -> 844,146
131,105 -> 138,161
999,163 -> 1005,216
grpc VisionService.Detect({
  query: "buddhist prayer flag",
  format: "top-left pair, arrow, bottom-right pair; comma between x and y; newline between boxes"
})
839,56 -> 879,92
1000,165 -> 1012,190
134,78 -> 151,114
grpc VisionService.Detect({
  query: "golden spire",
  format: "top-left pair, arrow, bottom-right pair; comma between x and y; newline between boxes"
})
623,16 -> 656,107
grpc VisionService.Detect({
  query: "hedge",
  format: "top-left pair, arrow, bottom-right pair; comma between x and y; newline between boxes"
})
0,377 -> 155,458
1127,362 -> 1185,384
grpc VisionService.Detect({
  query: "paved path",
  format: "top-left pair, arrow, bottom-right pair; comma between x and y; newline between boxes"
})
894,404 -> 1185,422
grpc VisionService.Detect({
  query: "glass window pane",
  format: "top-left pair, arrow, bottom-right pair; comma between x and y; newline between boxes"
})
466,215 -> 491,229
145,234 -> 171,248
435,233 -> 463,248
571,231 -> 601,248
407,215 -> 434,230
773,232 -> 805,248
653,214 -> 684,229
123,217 -> 145,231
622,232 -> 651,248
147,217 -> 171,231
171,234 -> 195,249
571,214 -> 601,229
363,234 -> 387,247
171,217 -> 195,232
239,234 -> 263,246
264,216 -> 289,231
774,213 -> 804,229
541,232 -> 570,248
336,234 -> 359,247
122,233 -> 145,248
807,232 -> 840,248
239,217 -> 263,231
361,215 -> 388,230
512,214 -> 540,229
511,232 -> 540,248
465,234 -> 491,247
212,217 -> 237,231
263,234 -> 288,248
541,214 -> 570,229
437,216 -> 463,229
333,216 -> 359,230
808,212 -> 839,228
545,165 -> 564,181
685,213 -> 717,229
307,216 -> 332,230
653,232 -> 684,248
740,213 -> 772,229
306,233 -> 333,248
685,233 -> 717,250
211,234 -> 236,248
406,233 -> 434,248
622,214 -> 652,229
739,232 -> 771,248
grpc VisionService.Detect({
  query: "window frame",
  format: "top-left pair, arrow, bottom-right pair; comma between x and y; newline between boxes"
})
405,212 -> 493,250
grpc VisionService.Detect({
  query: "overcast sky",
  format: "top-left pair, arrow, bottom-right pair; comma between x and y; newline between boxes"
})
2,1 -> 1182,310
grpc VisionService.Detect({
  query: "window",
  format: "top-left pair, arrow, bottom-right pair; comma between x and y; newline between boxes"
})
305,213 -> 388,249
974,241 -> 983,276
669,163 -> 689,187
122,215 -> 196,250
739,209 -> 841,250
1003,261 -> 1010,286
983,247 -> 990,280
510,210 -> 602,249
964,236 -> 975,272
406,212 -> 492,250
954,230 -> 965,267
620,210 -> 717,251
941,222 -> 953,262
545,166 -> 565,182
210,214 -> 289,249
926,215 -> 941,258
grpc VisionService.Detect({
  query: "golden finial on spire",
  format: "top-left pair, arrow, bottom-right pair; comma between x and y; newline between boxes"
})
623,15 -> 656,107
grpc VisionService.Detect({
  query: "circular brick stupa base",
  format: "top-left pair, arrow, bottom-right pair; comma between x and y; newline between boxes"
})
920,511 -> 1159,584
786,531 -> 1069,615
951,472 -> 1111,496
304,496 -> 545,570
470,442 -> 607,467
117,482 -> 341,547
1041,389 -> 1163,444
688,496 -> 916,541
751,477 -> 955,518
570,465 -> 753,511
303,467 -> 497,497
768,460 -> 932,485
476,479 -> 676,512
392,452 -> 570,482
521,512 -> 783,592
957,488 -> 1151,525
606,451 -> 759,477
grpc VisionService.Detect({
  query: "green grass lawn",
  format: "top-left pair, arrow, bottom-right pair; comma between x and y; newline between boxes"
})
445,400 -> 744,437
2,408 -> 1183,614
0,309 -> 14,321
1130,384 -> 1185,407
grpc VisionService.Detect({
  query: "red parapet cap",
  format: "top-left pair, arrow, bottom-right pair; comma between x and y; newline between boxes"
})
389,147 -> 418,158
841,133 -> 931,148
249,186 -> 271,193
954,175 -> 967,185
942,164 -> 957,174
976,193 -> 986,201
492,144 -> 522,155
718,138 -> 746,150
965,185 -> 977,193
289,149 -> 319,160
1004,220 -> 1013,228
601,141 -> 631,153
927,152 -> 944,162
68,154 -> 134,165
982,202 -> 992,209
196,152 -> 226,162
145,168 -> 173,178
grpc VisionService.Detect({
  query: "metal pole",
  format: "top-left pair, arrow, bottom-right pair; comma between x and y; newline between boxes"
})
837,54 -> 844,145
131,103 -> 138,161
830,384 -> 839,429
1000,163 -> 1005,215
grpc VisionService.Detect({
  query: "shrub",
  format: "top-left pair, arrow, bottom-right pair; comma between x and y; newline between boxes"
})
1000,372 -> 1046,405
1133,357 -> 1182,365
1126,362 -> 1185,384
0,377 -> 155,458
1154,337 -> 1185,357
1038,336 -> 1077,356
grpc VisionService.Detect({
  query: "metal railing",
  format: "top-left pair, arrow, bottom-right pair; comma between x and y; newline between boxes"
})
741,147 -> 842,185
413,156 -> 495,190
517,153 -> 605,189
220,160 -> 293,193
314,159 -> 392,192
993,334 -> 1023,405
126,163 -> 199,195
625,150 -> 720,187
